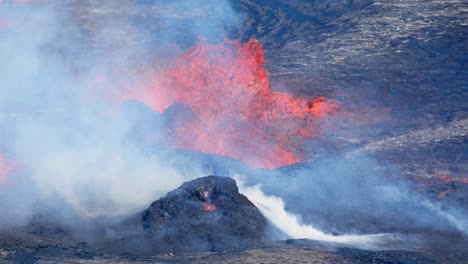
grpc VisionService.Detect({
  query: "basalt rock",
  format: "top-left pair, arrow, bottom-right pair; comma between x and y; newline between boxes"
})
114,176 -> 267,254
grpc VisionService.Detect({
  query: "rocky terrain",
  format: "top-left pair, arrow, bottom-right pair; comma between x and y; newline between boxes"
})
0,0 -> 467,263
0,239 -> 457,264
234,0 -> 467,179
1,176 -> 467,264
61,0 -> 468,184
104,176 -> 267,254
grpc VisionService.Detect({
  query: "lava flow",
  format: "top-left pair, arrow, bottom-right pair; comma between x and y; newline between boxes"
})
124,38 -> 339,168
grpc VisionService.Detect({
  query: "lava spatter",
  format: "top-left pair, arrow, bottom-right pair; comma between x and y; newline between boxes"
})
124,39 -> 339,168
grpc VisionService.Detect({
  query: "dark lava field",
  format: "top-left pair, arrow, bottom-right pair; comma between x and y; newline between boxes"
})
236,0 -> 467,177
0,0 -> 467,263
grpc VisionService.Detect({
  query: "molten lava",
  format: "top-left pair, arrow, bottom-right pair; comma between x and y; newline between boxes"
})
417,174 -> 468,200
124,38 -> 339,168
437,189 -> 450,200
0,152 -> 12,183
438,174 -> 468,185
439,175 -> 452,182
201,189 -> 219,212
203,203 -> 216,212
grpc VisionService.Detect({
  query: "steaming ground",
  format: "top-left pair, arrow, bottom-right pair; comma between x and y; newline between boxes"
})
0,0 -> 467,263
237,179 -> 402,250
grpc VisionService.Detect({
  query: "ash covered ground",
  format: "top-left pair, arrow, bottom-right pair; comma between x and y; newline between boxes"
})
0,0 -> 467,263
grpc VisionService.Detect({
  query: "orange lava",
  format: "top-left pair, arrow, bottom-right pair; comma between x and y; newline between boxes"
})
437,189 -> 450,200
439,175 -> 451,182
0,152 -> 12,183
203,203 -> 216,212
438,175 -> 468,184
124,38 -> 339,168
419,174 -> 468,200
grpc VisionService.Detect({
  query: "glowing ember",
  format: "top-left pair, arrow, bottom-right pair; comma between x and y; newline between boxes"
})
438,175 -> 468,184
439,175 -> 451,182
124,38 -> 339,168
421,174 -> 468,200
438,189 -> 450,200
0,152 -> 12,183
203,203 -> 216,212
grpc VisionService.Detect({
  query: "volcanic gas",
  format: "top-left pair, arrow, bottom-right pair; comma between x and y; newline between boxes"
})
0,19 -> 13,29
124,38 -> 339,168
0,152 -> 12,183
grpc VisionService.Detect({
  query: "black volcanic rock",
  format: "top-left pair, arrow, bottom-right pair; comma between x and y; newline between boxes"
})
114,176 -> 267,254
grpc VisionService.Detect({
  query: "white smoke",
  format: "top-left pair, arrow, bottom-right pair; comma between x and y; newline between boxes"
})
0,1 -> 466,246
237,178 -> 400,249
0,0 -> 237,227
420,199 -> 468,236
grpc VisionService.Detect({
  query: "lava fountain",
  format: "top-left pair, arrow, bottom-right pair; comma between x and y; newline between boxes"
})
123,38 -> 339,168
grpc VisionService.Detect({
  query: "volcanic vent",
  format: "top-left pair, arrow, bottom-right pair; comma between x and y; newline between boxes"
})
114,176 -> 267,253
123,38 -> 339,169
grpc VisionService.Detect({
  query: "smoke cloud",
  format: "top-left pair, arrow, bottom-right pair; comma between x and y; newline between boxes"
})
237,179 -> 402,249
0,0 -> 238,228
0,0 -> 466,249
240,155 -> 468,239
